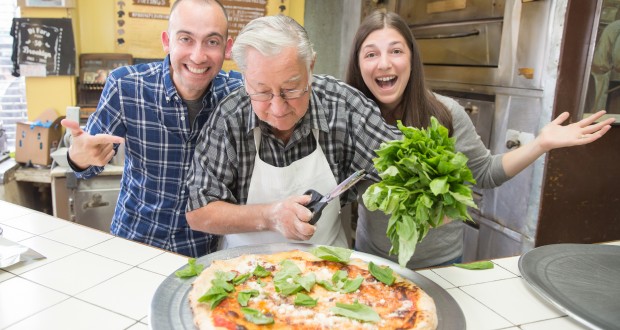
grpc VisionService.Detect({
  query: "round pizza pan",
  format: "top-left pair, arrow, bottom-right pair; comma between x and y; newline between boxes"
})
519,243 -> 620,330
150,242 -> 465,329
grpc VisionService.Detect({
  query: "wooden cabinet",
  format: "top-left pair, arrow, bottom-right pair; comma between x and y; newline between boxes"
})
77,53 -> 132,119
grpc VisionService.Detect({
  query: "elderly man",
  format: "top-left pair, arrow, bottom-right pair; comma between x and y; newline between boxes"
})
185,15 -> 399,249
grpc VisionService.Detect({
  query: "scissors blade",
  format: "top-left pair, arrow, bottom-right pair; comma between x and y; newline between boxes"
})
321,169 -> 367,202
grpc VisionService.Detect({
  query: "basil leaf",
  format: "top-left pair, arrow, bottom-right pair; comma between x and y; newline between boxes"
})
174,258 -> 204,278
330,301 -> 380,323
331,270 -> 348,287
233,272 -> 251,285
197,286 -> 228,309
211,278 -> 234,292
241,307 -> 274,325
310,246 -> 352,263
214,270 -> 236,282
252,264 -> 271,278
237,289 -> 259,307
321,270 -> 363,293
296,272 -> 316,292
453,261 -> 494,270
368,262 -> 395,286
273,260 -> 301,282
294,292 -> 318,307
273,260 -> 304,296
317,280 -> 337,292
340,276 -> 364,293
275,280 -> 303,296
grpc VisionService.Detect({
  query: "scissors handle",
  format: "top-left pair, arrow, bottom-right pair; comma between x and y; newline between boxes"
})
303,189 -> 327,225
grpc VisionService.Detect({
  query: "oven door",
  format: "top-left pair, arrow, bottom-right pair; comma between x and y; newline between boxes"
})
412,20 -> 503,67
396,0 -> 505,25
68,174 -> 120,232
435,90 -> 495,148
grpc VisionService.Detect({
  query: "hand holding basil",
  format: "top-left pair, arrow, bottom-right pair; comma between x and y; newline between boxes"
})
363,118 -> 477,267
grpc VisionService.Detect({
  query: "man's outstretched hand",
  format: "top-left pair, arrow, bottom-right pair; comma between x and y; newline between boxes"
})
61,119 -> 125,170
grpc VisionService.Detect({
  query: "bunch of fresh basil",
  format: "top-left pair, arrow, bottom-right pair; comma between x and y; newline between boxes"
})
362,117 -> 477,267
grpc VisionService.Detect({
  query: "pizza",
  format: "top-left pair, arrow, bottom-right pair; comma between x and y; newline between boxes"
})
186,247 -> 438,329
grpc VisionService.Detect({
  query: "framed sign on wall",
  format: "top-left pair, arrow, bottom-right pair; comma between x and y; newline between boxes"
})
19,0 -> 75,8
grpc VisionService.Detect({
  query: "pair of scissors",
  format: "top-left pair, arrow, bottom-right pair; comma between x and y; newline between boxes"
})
303,169 -> 367,225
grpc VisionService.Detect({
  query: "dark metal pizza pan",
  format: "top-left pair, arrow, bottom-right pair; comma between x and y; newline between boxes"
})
519,243 -> 620,330
150,243 -> 466,329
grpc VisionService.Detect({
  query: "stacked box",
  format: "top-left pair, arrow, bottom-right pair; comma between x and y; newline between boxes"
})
15,108 -> 65,166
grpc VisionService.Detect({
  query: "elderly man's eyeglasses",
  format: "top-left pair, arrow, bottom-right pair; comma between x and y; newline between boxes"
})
246,85 -> 309,102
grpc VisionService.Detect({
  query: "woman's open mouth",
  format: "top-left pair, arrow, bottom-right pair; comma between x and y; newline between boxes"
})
376,75 -> 397,88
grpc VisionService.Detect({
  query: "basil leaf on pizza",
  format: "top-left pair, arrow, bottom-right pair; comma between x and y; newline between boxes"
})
211,278 -> 234,292
252,264 -> 271,277
197,285 -> 228,309
331,301 -> 380,323
274,259 -> 301,280
296,272 -> 316,292
310,245 -> 352,262
273,260 -> 304,296
188,250 -> 438,329
294,292 -> 318,307
214,270 -> 236,282
323,270 -> 363,293
232,272 -> 251,285
240,307 -> 274,325
341,276 -> 364,293
369,261 -> 396,285
237,289 -> 259,307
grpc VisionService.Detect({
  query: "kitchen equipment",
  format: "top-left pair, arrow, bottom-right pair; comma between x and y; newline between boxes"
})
304,169 -> 366,225
150,243 -> 466,330
519,243 -> 620,330
66,172 -> 120,232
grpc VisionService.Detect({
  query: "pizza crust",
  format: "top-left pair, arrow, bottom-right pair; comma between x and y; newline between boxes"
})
189,250 -> 438,330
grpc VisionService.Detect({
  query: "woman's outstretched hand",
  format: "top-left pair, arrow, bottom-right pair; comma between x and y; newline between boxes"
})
537,110 -> 616,152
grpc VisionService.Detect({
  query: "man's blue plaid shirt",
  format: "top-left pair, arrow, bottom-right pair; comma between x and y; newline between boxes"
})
75,55 -> 242,257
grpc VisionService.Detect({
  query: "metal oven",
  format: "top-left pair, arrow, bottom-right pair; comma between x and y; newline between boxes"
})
394,0 -> 568,260
66,172 -> 120,232
401,0 -> 553,89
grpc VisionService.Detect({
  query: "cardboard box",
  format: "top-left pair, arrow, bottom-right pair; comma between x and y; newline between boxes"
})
15,108 -> 65,166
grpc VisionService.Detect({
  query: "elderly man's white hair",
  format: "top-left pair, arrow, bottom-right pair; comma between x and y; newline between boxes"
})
232,15 -> 316,77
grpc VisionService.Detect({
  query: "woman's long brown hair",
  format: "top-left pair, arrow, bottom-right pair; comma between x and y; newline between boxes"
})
345,10 -> 453,133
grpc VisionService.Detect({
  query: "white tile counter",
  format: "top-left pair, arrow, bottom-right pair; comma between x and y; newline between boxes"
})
0,201 -> 186,330
0,200 -> 614,330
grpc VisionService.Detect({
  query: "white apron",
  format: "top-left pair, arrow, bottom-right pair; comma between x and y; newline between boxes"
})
221,128 -> 347,249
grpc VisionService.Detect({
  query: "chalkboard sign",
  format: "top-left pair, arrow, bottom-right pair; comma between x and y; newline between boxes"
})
221,0 -> 268,41
10,18 -> 76,77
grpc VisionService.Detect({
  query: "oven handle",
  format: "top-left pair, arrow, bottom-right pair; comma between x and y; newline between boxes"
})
414,29 -> 480,40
